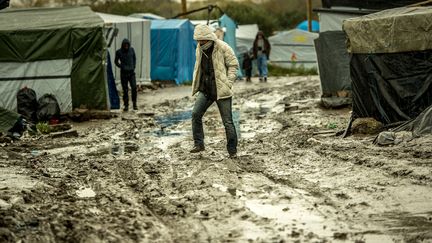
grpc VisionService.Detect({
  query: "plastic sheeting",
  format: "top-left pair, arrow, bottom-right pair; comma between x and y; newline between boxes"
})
106,52 -> 120,109
150,20 -> 196,85
296,20 -> 320,32
236,24 -> 259,52
0,7 -> 108,110
0,59 -> 73,112
98,13 -> 151,84
317,10 -> 363,32
351,51 -> 432,124
315,31 -> 351,96
269,29 -> 318,69
394,105 -> 432,137
219,14 -> 242,78
344,7 -> 432,54
0,107 -> 19,134
322,0 -> 426,10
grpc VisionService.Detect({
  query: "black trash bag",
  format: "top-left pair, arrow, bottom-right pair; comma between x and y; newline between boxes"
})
37,94 -> 60,122
17,87 -> 38,122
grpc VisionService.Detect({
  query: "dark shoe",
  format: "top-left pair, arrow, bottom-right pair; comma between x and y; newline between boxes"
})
123,107 -> 129,112
190,146 -> 205,153
264,77 -> 268,82
259,77 -> 263,82
133,105 -> 138,110
229,152 -> 237,158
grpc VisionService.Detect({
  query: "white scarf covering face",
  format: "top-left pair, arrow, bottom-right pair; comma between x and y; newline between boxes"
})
200,41 -> 214,58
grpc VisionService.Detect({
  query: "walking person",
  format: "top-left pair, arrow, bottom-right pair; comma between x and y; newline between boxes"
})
242,49 -> 253,82
190,24 -> 239,157
253,31 -> 271,82
115,39 -> 137,111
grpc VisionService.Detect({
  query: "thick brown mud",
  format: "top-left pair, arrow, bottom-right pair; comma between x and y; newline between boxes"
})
1,76 -> 432,242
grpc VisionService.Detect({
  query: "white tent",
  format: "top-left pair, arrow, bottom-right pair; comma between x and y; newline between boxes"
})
129,13 -> 166,20
97,13 -> 151,84
269,29 -> 318,69
236,24 -> 259,54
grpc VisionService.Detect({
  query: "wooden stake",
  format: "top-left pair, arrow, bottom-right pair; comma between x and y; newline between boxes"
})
181,0 -> 187,15
307,0 -> 312,32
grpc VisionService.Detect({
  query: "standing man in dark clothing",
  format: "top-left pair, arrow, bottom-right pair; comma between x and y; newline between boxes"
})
115,39 -> 137,111
190,24 -> 239,157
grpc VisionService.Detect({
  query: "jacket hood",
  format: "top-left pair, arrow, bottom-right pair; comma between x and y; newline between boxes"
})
194,24 -> 217,41
122,39 -> 131,49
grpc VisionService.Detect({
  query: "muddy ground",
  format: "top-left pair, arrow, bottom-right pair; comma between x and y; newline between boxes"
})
1,76 -> 432,243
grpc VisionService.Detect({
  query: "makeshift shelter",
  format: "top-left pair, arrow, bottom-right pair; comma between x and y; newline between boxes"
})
314,6 -> 374,108
129,13 -> 166,20
268,29 -> 318,69
296,20 -> 320,32
97,12 -> 151,84
236,24 -> 259,53
0,7 -> 108,112
344,7 -> 432,124
150,19 -> 196,85
219,14 -> 242,78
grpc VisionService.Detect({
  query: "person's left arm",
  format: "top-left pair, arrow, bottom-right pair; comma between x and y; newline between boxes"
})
132,48 -> 136,70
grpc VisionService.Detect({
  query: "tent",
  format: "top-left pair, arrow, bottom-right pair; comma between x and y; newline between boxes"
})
129,13 -> 166,20
219,14 -> 242,78
97,12 -> 151,84
150,19 -> 196,85
344,7 -> 432,124
268,29 -> 318,69
296,20 -> 320,32
236,24 -> 259,54
314,8 -> 370,107
0,7 -> 108,112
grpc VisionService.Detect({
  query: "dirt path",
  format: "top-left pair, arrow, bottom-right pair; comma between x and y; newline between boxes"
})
1,76 -> 432,242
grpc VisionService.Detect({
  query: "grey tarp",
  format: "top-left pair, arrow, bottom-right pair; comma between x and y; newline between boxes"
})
0,7 -> 108,111
343,7 -> 432,54
315,31 -> 351,95
394,105 -> 432,137
0,107 -> 19,134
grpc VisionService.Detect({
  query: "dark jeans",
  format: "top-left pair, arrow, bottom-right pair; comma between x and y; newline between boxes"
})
192,92 -> 238,154
244,68 -> 252,80
120,71 -> 137,107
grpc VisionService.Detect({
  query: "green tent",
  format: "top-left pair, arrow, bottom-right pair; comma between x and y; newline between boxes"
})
0,6 -> 108,112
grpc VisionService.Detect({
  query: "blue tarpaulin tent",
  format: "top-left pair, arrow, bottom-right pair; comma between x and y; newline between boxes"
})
219,14 -> 242,78
296,20 -> 320,32
150,19 -> 196,85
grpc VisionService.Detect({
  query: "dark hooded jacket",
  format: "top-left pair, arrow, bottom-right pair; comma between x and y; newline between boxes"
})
115,39 -> 136,72
253,31 -> 271,59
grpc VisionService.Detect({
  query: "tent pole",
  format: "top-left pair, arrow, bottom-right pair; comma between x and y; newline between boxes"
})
307,0 -> 312,32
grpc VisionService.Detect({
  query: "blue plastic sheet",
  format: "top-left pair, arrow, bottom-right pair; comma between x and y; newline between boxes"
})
150,20 -> 196,85
296,20 -> 320,32
219,14 -> 242,78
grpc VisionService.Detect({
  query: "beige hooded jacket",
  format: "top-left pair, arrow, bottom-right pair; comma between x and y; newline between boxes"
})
192,24 -> 239,100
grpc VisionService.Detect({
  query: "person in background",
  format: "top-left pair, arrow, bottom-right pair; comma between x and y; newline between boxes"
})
115,39 -> 137,111
242,49 -> 253,82
190,24 -> 239,157
253,31 -> 271,82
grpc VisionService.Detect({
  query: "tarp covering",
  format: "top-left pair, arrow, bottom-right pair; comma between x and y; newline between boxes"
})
0,7 -> 108,111
236,24 -> 259,52
269,29 -> 318,69
351,51 -> 432,124
150,19 -> 196,84
343,7 -> 432,54
296,20 -> 320,32
106,52 -> 120,109
0,107 -> 20,134
315,31 -> 351,96
219,14 -> 242,78
98,12 -> 151,84
394,105 -> 432,137
317,10 -> 364,32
